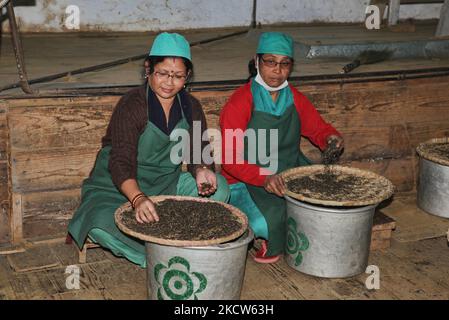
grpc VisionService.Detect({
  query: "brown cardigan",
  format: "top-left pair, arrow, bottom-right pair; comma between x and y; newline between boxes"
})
101,85 -> 214,189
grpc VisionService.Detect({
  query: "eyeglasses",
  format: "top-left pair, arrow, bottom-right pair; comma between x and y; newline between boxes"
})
260,57 -> 292,69
153,71 -> 187,82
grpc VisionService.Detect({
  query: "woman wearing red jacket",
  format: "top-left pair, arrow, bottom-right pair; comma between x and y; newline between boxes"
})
219,32 -> 343,263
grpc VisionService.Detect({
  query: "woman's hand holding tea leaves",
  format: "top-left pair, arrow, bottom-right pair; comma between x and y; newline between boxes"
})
327,135 -> 344,150
135,197 -> 159,224
323,135 -> 344,165
264,174 -> 286,197
196,167 -> 217,196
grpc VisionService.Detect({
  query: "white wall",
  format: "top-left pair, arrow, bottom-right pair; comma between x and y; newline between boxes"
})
1,0 -> 444,32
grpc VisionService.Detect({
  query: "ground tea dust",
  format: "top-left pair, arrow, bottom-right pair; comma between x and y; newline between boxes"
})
286,168 -> 389,202
121,199 -> 243,241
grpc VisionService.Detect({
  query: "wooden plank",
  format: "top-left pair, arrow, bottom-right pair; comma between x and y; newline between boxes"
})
10,147 -> 98,193
406,120 -> 449,148
52,289 -> 115,300
388,0 -> 400,26
371,211 -> 396,250
21,188 -> 81,219
11,193 -> 23,245
301,124 -> 413,163
50,242 -> 109,266
0,104 -> 7,162
0,256 -> 17,300
6,246 -> 61,273
5,95 -> 120,109
343,157 -> 415,193
246,255 -> 307,300
305,80 -> 449,127
244,248 -> 341,300
373,210 -> 396,231
8,103 -> 113,152
16,188 -> 80,241
371,229 -> 394,250
0,200 -> 10,245
0,161 -> 8,204
0,242 -> 26,255
436,0 -> 449,37
193,79 -> 449,165
382,196 -> 449,242
369,241 -> 449,299
4,189 -> 80,243
15,189 -> 82,242
389,237 -> 449,286
23,219 -> 70,242
325,276 -> 399,300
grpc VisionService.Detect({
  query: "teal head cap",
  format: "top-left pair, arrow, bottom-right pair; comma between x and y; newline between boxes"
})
256,32 -> 294,58
149,32 -> 191,61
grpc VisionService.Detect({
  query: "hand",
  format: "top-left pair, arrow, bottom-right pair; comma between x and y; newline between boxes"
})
134,197 -> 159,224
264,174 -> 286,197
322,135 -> 345,165
327,135 -> 344,150
195,167 -> 217,196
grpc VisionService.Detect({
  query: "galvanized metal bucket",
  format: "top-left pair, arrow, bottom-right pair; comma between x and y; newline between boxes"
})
417,157 -> 449,219
145,229 -> 254,300
285,195 -> 376,278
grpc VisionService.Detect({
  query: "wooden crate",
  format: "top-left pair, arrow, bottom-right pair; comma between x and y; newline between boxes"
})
371,210 -> 396,251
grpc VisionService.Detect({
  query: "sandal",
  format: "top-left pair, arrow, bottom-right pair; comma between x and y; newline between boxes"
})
253,240 -> 280,264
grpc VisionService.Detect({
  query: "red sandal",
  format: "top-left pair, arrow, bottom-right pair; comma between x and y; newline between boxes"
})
254,240 -> 280,264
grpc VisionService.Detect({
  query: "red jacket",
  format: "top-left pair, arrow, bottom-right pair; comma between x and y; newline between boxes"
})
219,82 -> 341,186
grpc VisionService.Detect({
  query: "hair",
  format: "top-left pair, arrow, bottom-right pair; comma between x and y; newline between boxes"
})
247,54 -> 263,82
144,56 -> 193,82
247,53 -> 294,82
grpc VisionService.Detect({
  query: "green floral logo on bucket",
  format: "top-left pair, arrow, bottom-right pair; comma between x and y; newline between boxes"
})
286,217 -> 309,266
154,256 -> 207,300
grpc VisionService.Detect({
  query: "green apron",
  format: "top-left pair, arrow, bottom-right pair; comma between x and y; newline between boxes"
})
244,104 -> 311,256
68,89 -> 189,256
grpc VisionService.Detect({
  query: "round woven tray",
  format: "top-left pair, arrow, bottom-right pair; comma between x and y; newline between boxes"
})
280,165 -> 395,207
115,195 -> 248,247
416,137 -> 449,167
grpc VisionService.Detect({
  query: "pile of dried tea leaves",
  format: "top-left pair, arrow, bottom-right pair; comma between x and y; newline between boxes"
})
120,199 -> 243,241
286,168 -> 391,203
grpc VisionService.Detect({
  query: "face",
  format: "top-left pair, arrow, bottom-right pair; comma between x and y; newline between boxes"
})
257,54 -> 293,88
148,57 -> 188,102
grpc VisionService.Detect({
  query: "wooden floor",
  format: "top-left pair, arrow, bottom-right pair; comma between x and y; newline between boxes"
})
1,194 -> 448,300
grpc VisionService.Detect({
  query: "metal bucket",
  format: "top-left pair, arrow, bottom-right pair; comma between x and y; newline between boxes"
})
417,157 -> 449,218
145,229 -> 254,300
285,195 -> 376,278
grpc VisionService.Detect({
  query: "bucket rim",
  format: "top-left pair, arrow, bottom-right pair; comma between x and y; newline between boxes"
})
146,228 -> 254,251
285,195 -> 377,214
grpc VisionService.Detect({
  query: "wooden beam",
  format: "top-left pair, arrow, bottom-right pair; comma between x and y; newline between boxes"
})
388,0 -> 401,26
11,193 -> 23,244
436,0 -> 449,37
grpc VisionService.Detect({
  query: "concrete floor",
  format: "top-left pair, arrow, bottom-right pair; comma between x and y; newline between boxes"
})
1,23 -> 449,96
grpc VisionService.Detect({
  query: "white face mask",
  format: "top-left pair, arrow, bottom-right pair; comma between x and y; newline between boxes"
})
254,57 -> 289,92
